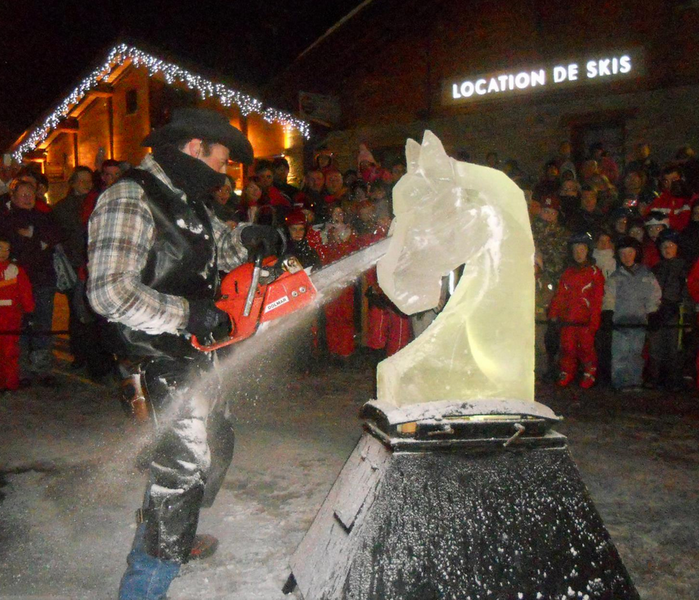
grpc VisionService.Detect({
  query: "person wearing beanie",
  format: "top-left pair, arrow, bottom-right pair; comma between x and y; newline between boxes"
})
647,229 -> 688,390
285,210 -> 321,270
602,236 -> 661,391
87,108 -> 281,599
548,233 -> 605,388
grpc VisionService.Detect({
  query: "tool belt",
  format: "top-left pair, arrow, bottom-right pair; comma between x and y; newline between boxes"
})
118,354 -> 216,423
119,361 -> 152,422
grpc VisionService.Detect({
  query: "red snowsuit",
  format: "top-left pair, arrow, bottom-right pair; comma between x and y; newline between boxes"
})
548,263 -> 605,381
364,268 -> 412,356
310,232 -> 359,357
647,191 -> 696,232
0,261 -> 34,390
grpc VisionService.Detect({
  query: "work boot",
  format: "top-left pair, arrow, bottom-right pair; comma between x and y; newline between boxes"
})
557,371 -> 574,387
579,372 -> 596,389
187,534 -> 219,561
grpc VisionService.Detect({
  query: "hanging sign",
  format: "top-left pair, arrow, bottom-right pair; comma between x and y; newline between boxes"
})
442,50 -> 642,106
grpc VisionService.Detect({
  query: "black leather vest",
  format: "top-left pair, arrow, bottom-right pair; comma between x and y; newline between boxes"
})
109,168 -> 219,359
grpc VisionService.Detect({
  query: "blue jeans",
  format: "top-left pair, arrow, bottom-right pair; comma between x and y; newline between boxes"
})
20,285 -> 55,376
118,523 -> 181,600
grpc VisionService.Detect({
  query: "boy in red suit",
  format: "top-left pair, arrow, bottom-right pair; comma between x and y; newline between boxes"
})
0,236 -> 35,392
548,232 -> 605,388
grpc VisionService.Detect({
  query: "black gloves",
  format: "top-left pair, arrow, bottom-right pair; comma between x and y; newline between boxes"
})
186,299 -> 231,341
600,310 -> 614,331
240,224 -> 280,258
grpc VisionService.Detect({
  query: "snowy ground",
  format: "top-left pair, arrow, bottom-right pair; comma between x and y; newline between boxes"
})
1,336 -> 698,599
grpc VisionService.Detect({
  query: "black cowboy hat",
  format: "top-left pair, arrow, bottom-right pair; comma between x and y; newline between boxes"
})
142,108 -> 254,164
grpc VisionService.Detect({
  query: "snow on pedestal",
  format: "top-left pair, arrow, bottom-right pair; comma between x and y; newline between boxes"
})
377,130 -> 535,407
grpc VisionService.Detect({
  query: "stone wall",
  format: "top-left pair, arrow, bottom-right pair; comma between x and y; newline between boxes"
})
324,83 -> 699,178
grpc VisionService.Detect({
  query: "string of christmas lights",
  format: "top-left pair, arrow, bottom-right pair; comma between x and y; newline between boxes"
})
13,43 -> 310,161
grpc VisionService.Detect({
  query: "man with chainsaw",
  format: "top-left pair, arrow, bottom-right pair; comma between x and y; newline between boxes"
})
87,108 -> 279,600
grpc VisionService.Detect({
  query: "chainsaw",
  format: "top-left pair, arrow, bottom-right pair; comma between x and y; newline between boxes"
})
190,237 -> 392,353
190,253 -> 316,352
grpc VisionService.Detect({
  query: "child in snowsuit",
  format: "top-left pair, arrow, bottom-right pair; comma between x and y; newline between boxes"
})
602,237 -> 662,390
0,236 -> 35,391
548,233 -> 605,388
647,228 -> 688,390
364,267 -> 412,358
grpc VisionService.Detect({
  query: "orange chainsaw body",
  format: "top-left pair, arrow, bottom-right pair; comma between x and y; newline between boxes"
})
191,257 -> 316,352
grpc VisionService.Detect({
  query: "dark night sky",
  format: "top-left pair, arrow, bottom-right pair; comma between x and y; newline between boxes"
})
0,0 -> 362,148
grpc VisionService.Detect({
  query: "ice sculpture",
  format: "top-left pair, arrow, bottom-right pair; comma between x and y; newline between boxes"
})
376,131 -> 535,407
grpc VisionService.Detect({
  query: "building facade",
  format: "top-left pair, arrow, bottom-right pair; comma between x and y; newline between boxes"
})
8,44 -> 309,203
275,0 -> 699,176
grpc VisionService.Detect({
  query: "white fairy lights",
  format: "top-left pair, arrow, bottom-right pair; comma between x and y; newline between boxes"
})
13,43 -> 310,161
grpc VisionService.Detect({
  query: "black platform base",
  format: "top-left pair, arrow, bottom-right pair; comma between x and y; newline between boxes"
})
287,430 -> 639,600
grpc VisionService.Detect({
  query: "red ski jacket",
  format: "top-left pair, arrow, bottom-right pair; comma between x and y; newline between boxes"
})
548,264 -> 605,331
647,191 -> 696,232
0,261 -> 35,329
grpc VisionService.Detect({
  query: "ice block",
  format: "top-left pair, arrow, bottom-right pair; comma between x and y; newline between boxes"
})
376,131 -> 535,407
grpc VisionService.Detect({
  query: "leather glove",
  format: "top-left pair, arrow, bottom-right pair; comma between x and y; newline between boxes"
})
240,224 -> 280,258
186,299 -> 231,341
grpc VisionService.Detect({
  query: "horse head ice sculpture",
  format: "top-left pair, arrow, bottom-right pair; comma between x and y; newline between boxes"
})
376,131 -> 535,407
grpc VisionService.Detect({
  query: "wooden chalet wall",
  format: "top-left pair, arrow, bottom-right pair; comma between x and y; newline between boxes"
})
36,62 -> 293,204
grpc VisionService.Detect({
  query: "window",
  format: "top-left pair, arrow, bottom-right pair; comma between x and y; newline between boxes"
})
126,89 -> 138,115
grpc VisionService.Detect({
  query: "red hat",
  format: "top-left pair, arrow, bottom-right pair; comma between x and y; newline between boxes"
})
540,195 -> 561,211
286,210 -> 307,226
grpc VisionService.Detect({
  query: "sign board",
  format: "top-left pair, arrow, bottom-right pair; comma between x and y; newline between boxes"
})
442,50 -> 643,106
299,92 -> 341,127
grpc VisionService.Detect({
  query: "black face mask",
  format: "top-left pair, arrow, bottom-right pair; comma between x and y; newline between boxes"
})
153,144 -> 226,206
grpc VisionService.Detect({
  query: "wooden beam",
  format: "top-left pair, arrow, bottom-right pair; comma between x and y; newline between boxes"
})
56,118 -> 80,134
24,149 -> 47,162
87,83 -> 115,98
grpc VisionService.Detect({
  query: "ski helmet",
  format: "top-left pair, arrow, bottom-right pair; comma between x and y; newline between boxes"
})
656,228 -> 681,249
644,211 -> 669,229
615,235 -> 643,264
568,231 -> 594,251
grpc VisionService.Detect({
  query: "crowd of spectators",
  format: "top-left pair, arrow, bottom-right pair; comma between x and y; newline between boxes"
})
523,140 -> 699,392
2,135 -> 699,395
0,144 -> 413,393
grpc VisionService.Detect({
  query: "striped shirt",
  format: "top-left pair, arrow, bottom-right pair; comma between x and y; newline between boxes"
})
87,154 -> 248,335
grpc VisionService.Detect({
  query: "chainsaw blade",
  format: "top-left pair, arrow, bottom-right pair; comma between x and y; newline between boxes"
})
309,237 -> 392,298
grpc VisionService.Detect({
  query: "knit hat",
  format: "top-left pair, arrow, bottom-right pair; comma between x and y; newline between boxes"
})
285,210 -> 307,227
656,228 -> 680,248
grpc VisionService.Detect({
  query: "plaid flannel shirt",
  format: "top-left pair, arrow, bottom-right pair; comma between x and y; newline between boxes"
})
87,154 -> 248,335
